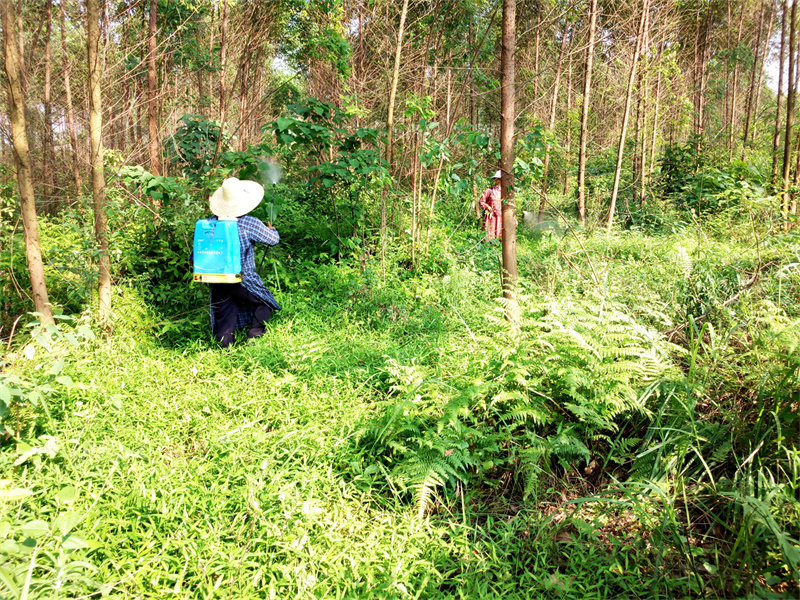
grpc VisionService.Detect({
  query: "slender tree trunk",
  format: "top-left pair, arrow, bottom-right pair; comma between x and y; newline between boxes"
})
469,17 -> 475,127
782,0 -> 797,226
607,0 -> 648,233
1,0 -> 54,324
533,7 -> 541,109
386,0 -> 409,170
697,6 -> 713,140
724,2 -> 732,136
538,22 -> 569,222
59,0 -> 82,194
577,0 -> 598,227
563,59 -> 573,195
774,0 -> 789,183
383,0 -> 409,273
749,4 -> 774,148
729,6 -> 746,157
501,0 -> 518,326
649,42 -> 663,185
742,1 -> 767,157
147,0 -> 161,177
43,0 -> 53,213
638,7 -> 651,204
87,0 -> 111,323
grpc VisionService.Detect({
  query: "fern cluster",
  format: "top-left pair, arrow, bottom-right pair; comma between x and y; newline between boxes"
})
357,293 -> 679,515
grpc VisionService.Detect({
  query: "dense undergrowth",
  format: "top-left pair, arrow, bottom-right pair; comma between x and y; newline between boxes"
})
1,189 -> 798,598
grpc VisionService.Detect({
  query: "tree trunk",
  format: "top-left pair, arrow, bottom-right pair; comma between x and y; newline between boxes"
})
637,7 -> 651,204
386,0 -> 409,171
577,0 -> 598,227
538,22 -> 569,223
742,1 -> 767,157
59,0 -> 82,194
87,0 -> 111,323
782,0 -> 797,227
728,6 -> 746,156
563,59 -> 573,195
147,0 -> 161,177
774,0 -> 789,184
697,5 -> 713,140
501,0 -> 518,327
606,0 -> 648,233
1,0 -> 54,324
749,4 -> 774,149
649,41 -> 663,185
43,0 -> 53,213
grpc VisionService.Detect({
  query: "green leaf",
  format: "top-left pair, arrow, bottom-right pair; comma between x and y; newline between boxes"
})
53,512 -> 81,536
61,534 -> 89,550
276,117 -> 293,131
55,376 -> 74,388
0,487 -> 33,501
20,519 -> 49,539
56,486 -> 77,504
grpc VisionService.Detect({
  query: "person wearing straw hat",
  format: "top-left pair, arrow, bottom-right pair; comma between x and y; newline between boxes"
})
205,177 -> 281,348
478,170 -> 503,240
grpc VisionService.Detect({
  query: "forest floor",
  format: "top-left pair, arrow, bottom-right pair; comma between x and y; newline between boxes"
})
1,212 -> 799,599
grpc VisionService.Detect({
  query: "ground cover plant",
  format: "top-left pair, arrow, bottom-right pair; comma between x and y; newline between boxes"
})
2,192 -> 798,598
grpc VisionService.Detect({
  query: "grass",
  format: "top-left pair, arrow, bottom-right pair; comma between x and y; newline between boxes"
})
1,210 -> 799,599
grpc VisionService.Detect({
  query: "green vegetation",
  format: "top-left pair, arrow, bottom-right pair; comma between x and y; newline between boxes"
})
2,179 -> 798,597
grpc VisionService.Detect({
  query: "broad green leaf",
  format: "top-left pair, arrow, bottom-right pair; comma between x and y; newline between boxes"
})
20,519 -> 49,539
61,534 -> 89,550
53,512 -> 81,536
56,486 -> 77,504
0,488 -> 33,501
276,117 -> 293,131
55,376 -> 74,388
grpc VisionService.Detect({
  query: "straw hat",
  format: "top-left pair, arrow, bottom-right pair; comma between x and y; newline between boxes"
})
209,178 -> 264,219
493,170 -> 502,179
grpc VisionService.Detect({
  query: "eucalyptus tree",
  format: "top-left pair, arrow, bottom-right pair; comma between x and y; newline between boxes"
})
577,0 -> 598,227
501,0 -> 518,326
87,0 -> 111,322
606,0 -> 649,233
147,0 -> 161,176
1,0 -> 54,324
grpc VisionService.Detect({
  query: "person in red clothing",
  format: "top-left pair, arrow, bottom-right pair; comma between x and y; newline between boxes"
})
478,170 -> 503,240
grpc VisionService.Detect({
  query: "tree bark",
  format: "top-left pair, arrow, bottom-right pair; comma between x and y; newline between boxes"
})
87,0 -> 111,323
649,41 -> 663,184
749,3 -> 774,149
577,0 -> 598,227
742,1 -> 767,157
728,5 -> 746,156
212,0 -> 229,169
386,0 -> 409,171
782,0 -> 797,227
538,22 -> 569,223
563,59 -> 573,195
59,0 -> 81,194
607,0 -> 648,233
501,0 -> 518,327
1,0 -> 54,324
147,0 -> 161,176
43,0 -> 53,213
774,0 -> 789,184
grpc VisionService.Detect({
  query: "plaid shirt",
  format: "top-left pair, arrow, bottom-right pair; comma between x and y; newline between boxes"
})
207,215 -> 281,331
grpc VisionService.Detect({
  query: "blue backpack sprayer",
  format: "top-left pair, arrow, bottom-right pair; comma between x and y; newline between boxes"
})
192,172 -> 279,285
